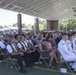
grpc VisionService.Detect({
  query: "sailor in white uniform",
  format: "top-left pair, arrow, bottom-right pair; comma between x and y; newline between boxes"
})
58,33 -> 76,62
66,34 -> 74,52
67,32 -> 76,72
72,32 -> 76,51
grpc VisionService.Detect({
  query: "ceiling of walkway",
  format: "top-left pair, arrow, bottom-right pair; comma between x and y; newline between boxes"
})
0,0 -> 76,20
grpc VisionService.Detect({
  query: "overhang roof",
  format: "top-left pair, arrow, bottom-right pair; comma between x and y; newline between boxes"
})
0,0 -> 76,20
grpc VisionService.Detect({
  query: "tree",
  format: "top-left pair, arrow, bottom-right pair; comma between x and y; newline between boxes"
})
67,19 -> 76,31
3,25 -> 7,28
39,24 -> 44,31
22,23 -> 25,28
13,23 -> 27,29
13,23 -> 18,27
0,25 -> 3,29
59,20 -> 68,31
59,19 -> 76,31
32,24 -> 35,30
39,18 -> 46,30
27,24 -> 32,30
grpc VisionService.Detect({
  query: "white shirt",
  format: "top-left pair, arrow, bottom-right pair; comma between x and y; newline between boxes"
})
29,40 -> 32,44
12,44 -> 17,52
66,40 -> 73,51
72,37 -> 76,50
58,39 -> 76,60
24,41 -> 28,47
7,44 -> 17,53
25,39 -> 29,44
17,42 -> 27,51
25,39 -> 33,46
0,41 -> 6,49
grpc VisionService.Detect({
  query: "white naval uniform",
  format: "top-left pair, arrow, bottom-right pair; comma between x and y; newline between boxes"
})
69,37 -> 76,71
66,40 -> 76,71
66,40 -> 73,51
66,40 -> 76,53
58,39 -> 76,61
72,37 -> 76,51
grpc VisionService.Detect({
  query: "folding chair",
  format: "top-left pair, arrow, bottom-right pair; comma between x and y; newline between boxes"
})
6,56 -> 19,70
37,47 -> 50,69
1,49 -> 19,70
58,50 -> 73,73
39,54 -> 50,69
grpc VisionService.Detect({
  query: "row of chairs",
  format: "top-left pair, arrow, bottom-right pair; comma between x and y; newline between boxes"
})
0,48 -> 73,73
0,49 -> 19,70
37,47 -> 73,73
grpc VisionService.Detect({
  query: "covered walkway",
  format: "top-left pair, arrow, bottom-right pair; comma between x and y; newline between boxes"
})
0,0 -> 76,75
0,0 -> 75,32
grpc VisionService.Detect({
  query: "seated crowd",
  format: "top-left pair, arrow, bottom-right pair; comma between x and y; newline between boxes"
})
0,30 -> 76,73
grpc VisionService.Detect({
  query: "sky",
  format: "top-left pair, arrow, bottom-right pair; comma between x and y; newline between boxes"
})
0,8 -> 35,26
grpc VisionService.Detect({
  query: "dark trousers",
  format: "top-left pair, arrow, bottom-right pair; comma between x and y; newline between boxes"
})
10,54 -> 23,70
2,48 -> 7,54
23,52 -> 31,64
29,50 -> 40,63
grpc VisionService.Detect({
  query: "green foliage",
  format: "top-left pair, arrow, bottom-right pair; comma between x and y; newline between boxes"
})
39,18 -> 46,30
60,19 -> 76,31
26,24 -> 32,30
0,18 -> 46,31
3,25 -> 7,28
0,25 -> 3,29
22,23 -> 27,28
39,24 -> 44,31
13,23 -> 18,27
32,24 -> 35,30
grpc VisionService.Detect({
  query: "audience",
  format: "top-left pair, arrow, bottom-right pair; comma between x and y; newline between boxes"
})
0,30 -> 76,73
7,37 -> 26,73
58,32 -> 76,73
38,33 -> 56,68
44,35 -> 59,63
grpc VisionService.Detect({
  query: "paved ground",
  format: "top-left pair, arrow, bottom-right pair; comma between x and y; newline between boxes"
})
0,61 -> 74,75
